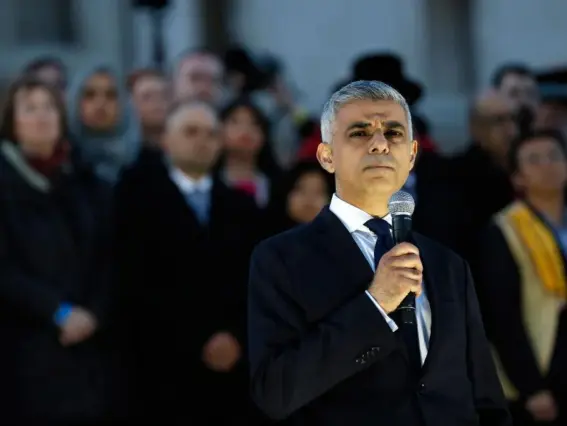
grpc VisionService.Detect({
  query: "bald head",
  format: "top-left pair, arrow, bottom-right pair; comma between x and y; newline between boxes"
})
165,101 -> 218,131
470,90 -> 514,120
163,101 -> 221,177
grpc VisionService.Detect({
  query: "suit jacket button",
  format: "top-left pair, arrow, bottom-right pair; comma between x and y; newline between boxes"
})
419,383 -> 426,391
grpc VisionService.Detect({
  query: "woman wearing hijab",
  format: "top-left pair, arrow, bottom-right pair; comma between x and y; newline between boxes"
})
67,65 -> 141,184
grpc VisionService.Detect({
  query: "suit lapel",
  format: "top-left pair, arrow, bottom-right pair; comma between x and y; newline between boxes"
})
309,210 -> 448,374
309,207 -> 375,309
411,233 -> 446,375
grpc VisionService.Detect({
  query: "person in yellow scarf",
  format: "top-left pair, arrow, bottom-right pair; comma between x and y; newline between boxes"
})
477,129 -> 567,426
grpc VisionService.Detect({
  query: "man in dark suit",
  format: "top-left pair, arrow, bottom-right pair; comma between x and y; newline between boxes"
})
114,101 -> 264,425
248,80 -> 511,426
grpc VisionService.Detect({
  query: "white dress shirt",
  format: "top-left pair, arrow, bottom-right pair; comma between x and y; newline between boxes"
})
170,168 -> 213,223
169,168 -> 213,194
329,194 -> 432,364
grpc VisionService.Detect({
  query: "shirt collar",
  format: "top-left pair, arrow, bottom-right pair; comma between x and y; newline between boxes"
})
329,194 -> 392,234
169,167 -> 213,194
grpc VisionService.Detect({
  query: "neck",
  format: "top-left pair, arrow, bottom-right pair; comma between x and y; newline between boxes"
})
176,164 -> 208,181
337,189 -> 389,217
224,155 -> 257,180
525,192 -> 565,226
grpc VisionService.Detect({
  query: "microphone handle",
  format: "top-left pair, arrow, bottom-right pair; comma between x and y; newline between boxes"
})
391,214 -> 416,325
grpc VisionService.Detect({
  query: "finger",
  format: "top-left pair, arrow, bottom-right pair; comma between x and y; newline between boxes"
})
397,276 -> 422,296
387,242 -> 420,257
388,254 -> 423,271
397,268 -> 423,282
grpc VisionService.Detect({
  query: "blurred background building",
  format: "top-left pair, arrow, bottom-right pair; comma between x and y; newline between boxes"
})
1,0 -> 566,152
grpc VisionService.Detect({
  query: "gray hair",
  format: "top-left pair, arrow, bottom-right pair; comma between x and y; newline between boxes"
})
320,80 -> 413,143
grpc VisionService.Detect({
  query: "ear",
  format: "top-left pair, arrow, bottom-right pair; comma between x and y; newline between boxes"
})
409,139 -> 419,171
316,143 -> 335,174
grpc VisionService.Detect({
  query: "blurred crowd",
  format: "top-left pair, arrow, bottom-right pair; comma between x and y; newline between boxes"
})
1,45 -> 567,425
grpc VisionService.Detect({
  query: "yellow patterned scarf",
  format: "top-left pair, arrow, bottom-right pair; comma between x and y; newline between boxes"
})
507,202 -> 567,299
492,202 -> 567,400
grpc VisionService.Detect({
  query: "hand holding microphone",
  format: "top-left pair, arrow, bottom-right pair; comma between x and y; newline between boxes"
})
369,190 -> 420,321
368,242 -> 423,314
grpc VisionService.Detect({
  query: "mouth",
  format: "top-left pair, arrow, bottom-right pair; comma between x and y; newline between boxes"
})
364,165 -> 394,171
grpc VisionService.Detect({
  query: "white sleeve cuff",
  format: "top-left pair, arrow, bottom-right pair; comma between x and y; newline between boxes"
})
365,291 -> 398,332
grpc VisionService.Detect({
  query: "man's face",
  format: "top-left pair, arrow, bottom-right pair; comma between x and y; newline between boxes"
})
499,73 -> 539,112
514,137 -> 567,194
535,101 -> 567,135
163,105 -> 221,175
132,76 -> 169,130
317,99 -> 417,201
473,94 -> 518,161
174,55 -> 223,104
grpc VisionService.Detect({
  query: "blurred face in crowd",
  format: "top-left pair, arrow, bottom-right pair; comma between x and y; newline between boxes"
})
222,105 -> 265,160
34,65 -> 66,92
80,72 -> 120,131
14,87 -> 61,158
174,54 -> 223,104
132,75 -> 169,131
162,103 -> 220,177
287,171 -> 330,223
498,72 -> 539,113
471,92 -> 518,165
317,99 -> 417,205
534,101 -> 567,134
513,136 -> 567,195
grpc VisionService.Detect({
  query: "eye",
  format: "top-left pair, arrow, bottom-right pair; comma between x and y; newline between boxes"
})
349,130 -> 367,138
385,129 -> 403,138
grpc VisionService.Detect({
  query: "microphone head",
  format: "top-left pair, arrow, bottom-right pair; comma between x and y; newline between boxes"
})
388,190 -> 415,217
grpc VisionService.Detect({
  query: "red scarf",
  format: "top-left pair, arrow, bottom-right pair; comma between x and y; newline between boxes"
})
234,180 -> 257,197
26,141 -> 70,177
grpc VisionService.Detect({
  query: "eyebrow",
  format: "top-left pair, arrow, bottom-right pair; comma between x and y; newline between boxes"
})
345,120 -> 407,132
345,121 -> 372,132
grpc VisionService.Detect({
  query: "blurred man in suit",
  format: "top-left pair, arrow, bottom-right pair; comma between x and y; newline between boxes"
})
247,80 -> 511,426
115,101 -> 263,425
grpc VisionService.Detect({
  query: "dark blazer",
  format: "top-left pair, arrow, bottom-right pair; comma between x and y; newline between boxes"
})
248,206 -> 511,426
114,161 -> 265,425
0,142 -> 114,423
477,224 -> 567,422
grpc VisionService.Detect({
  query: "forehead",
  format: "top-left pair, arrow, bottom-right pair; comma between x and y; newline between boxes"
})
519,137 -> 558,154
477,95 -> 513,115
135,76 -> 166,92
168,105 -> 217,130
15,87 -> 53,104
84,72 -> 115,88
501,73 -> 535,88
178,55 -> 222,76
334,99 -> 408,127
36,66 -> 61,78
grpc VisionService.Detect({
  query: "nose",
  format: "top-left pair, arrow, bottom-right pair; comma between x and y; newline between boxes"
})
368,132 -> 389,154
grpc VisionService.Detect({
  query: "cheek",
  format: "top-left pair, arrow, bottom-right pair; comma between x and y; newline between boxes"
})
106,101 -> 120,117
80,100 -> 92,121
287,193 -> 302,215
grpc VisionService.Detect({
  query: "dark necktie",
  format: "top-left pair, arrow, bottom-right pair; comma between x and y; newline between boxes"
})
365,218 -> 422,373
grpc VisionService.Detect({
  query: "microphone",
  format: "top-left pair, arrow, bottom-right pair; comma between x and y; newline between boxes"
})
388,190 -> 416,325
